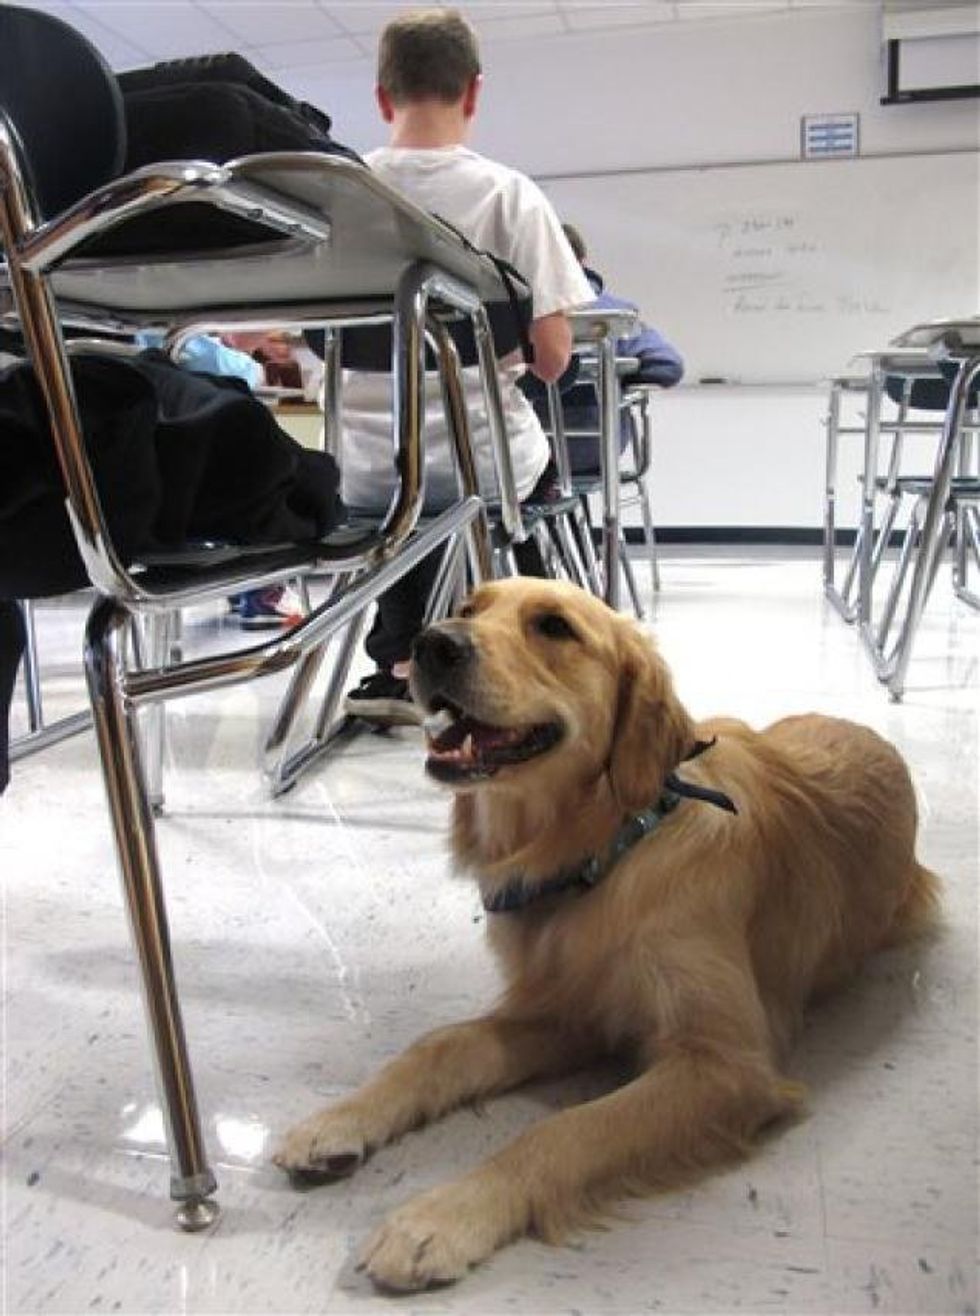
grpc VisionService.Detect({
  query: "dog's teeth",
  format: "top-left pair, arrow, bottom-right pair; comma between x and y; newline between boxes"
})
461,733 -> 474,760
424,708 -> 455,739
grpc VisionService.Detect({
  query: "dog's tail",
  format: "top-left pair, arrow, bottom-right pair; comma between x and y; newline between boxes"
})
889,861 -> 942,943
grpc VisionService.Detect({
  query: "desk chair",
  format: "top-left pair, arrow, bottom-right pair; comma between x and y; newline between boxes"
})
857,322 -> 980,699
540,355 -> 658,617
0,4 -> 532,1226
564,309 -> 639,611
823,351 -> 953,624
261,321 -> 547,796
823,317 -> 980,698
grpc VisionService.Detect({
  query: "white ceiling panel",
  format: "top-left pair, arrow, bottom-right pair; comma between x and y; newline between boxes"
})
448,2 -> 561,19
477,10 -> 567,41
257,32 -> 364,68
197,1 -> 343,47
670,1 -> 792,15
562,3 -> 676,31
326,2 -> 439,38
74,1 -> 243,60
21,0 -> 154,63
15,0 -> 855,76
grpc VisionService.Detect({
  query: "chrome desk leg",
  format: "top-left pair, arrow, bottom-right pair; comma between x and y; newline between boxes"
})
864,355 -> 980,700
953,504 -> 980,609
20,599 -> 42,731
635,471 -> 661,594
550,513 -> 590,590
425,537 -> 465,625
620,535 -> 644,620
9,600 -> 93,762
857,365 -> 884,629
262,573 -> 359,797
598,334 -> 622,610
822,379 -> 846,612
84,596 -> 218,1231
572,496 -> 604,597
142,613 -> 170,815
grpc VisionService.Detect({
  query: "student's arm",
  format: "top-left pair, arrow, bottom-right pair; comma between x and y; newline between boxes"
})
500,174 -> 593,382
528,312 -> 573,384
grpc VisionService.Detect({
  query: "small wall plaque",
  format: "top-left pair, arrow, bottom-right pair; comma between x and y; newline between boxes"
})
801,113 -> 860,159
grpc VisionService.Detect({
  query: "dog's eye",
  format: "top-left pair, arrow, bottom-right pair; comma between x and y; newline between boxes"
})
533,612 -> 578,641
457,602 -> 475,619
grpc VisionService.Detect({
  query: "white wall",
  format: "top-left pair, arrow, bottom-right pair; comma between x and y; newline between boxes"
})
309,6 -> 980,169
308,4 -> 978,532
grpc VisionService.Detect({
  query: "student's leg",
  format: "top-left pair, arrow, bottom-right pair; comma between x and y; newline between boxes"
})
364,545 -> 445,671
345,545 -> 446,724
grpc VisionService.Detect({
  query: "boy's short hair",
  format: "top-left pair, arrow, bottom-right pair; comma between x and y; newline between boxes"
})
562,223 -> 587,263
378,8 -> 481,105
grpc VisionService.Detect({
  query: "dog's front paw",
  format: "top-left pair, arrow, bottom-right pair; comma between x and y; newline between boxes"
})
360,1183 -> 503,1292
273,1106 -> 372,1185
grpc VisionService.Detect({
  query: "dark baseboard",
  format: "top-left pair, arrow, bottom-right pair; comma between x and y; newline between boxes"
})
625,526 -> 832,546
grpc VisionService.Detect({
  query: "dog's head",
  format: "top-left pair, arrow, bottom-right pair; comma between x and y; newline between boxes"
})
410,578 -> 695,810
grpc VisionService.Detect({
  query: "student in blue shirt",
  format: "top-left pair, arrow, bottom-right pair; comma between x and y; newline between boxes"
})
556,223 -> 684,474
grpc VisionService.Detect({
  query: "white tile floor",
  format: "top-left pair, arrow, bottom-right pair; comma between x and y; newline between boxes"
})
2,550 -> 977,1316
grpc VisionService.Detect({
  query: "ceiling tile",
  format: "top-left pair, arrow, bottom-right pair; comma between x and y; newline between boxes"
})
671,0 -> 792,15
477,11 -> 566,41
197,1 -> 341,47
324,2 -> 436,38
256,32 -> 364,69
452,2 -> 560,19
561,3 -> 676,31
21,0 -> 153,65
74,1 -> 244,59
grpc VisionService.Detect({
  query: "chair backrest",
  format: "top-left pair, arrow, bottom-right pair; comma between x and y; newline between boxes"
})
0,5 -> 125,223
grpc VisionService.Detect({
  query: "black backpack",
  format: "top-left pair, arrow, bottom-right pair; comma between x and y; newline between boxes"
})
78,52 -> 363,258
117,52 -> 362,170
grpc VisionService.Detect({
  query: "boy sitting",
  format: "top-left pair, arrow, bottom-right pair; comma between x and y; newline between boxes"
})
341,7 -> 593,724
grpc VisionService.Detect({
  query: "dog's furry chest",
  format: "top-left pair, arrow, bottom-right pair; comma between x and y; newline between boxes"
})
485,880 -> 665,1052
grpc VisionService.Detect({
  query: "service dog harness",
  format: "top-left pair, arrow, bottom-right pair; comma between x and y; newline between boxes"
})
483,738 -> 737,915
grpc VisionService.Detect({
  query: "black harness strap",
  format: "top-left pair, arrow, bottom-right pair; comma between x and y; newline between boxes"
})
483,738 -> 737,915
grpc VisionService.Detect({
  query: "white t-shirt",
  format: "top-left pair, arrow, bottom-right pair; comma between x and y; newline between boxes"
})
338,144 -> 594,512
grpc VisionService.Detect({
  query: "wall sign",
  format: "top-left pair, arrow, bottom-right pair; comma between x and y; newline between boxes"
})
801,113 -> 860,159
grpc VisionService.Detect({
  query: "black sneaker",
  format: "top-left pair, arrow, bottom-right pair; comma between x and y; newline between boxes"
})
343,669 -> 423,726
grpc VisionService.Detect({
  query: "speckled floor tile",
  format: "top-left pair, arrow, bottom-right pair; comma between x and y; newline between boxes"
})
2,552 -> 977,1315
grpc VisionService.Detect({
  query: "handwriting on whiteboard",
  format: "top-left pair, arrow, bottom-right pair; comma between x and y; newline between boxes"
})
712,213 -> 891,317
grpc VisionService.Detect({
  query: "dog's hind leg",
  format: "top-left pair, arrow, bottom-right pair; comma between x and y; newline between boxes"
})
360,1040 -> 801,1292
887,861 -> 942,944
274,1013 -> 583,1183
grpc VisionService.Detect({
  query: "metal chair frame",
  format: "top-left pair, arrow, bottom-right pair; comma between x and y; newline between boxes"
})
822,353 -> 963,624
261,317 -> 530,797
541,351 -> 658,617
1,113 -> 531,1227
822,318 -> 980,700
562,309 -> 639,612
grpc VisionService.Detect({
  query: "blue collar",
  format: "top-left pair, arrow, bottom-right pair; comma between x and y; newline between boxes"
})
482,739 -> 737,916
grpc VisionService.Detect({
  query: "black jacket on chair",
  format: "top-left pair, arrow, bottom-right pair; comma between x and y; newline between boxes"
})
0,350 -> 343,598
0,351 -> 344,789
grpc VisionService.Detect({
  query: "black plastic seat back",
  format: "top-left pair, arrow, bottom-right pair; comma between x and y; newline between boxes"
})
0,5 -> 126,222
884,362 -> 980,411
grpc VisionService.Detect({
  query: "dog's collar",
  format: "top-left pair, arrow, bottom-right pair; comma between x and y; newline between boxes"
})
482,739 -> 737,916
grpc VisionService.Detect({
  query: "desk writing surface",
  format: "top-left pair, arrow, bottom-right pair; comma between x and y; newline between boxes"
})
45,154 -> 509,319
541,151 -> 978,385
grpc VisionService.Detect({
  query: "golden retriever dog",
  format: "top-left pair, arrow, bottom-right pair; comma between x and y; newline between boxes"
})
276,578 -> 939,1291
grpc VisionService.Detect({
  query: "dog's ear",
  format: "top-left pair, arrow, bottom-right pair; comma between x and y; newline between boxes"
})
608,622 -> 695,813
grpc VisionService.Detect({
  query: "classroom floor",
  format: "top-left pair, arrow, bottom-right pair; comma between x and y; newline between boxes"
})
2,550 -> 977,1316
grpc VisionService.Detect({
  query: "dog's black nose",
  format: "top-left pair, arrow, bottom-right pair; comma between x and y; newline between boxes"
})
412,624 -> 474,675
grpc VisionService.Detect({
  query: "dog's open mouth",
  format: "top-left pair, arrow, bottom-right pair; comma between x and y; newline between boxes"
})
423,698 -> 563,782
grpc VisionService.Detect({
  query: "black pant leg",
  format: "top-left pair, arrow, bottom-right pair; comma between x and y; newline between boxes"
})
364,542 -> 446,669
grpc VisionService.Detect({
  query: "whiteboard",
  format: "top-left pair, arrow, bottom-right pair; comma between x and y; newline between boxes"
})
540,151 -> 979,385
